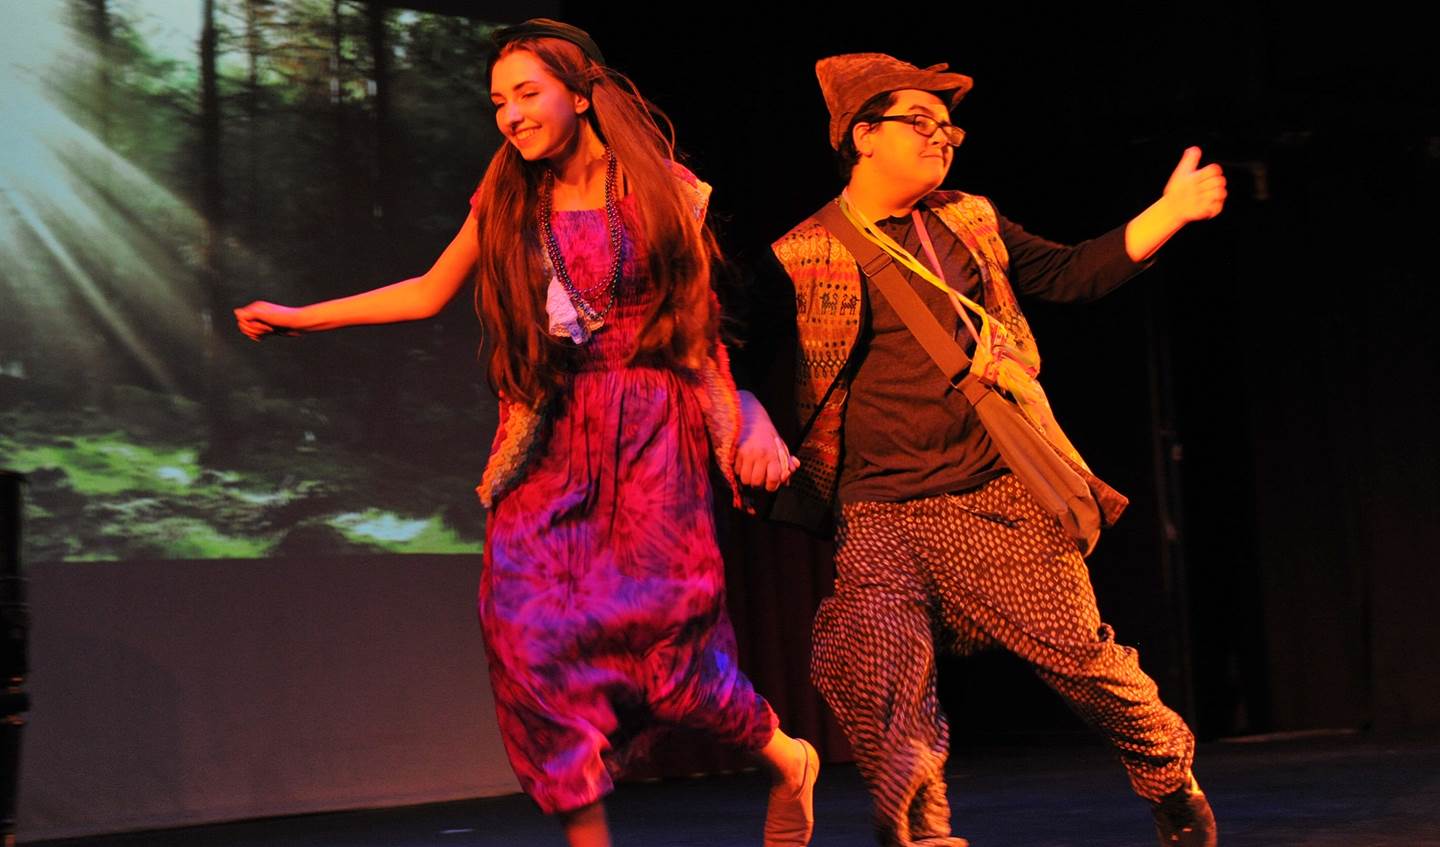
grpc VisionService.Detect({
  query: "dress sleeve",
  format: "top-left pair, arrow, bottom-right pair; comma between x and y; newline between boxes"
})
666,160 -> 712,222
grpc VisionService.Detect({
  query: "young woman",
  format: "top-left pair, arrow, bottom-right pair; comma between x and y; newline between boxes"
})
234,18 -> 816,847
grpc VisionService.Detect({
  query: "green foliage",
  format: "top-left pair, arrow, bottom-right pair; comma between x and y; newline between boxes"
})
8,433 -> 203,496
2,388 -> 485,563
6,2 -> 506,563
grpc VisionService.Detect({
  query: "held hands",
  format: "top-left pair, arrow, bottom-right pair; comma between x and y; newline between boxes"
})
234,301 -> 305,341
735,390 -> 801,500
1162,146 -> 1227,224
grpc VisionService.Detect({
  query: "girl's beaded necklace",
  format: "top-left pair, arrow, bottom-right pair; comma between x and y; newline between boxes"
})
538,147 -> 623,328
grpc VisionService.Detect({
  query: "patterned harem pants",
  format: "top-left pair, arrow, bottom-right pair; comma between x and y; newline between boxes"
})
811,474 -> 1195,846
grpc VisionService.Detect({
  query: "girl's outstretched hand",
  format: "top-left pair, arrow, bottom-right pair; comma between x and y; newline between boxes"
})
234,301 -> 304,341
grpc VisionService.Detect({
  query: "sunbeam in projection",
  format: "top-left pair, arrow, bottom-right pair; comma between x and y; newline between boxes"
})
0,1 -> 221,393
0,1 -> 493,561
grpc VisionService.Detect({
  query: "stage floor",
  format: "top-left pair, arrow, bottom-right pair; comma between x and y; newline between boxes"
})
32,731 -> 1440,846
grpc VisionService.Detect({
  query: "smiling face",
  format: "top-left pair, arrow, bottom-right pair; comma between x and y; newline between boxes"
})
851,89 -> 954,195
489,48 -> 590,162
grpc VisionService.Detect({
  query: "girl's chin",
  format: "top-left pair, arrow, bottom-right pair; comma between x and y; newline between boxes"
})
508,135 -> 547,160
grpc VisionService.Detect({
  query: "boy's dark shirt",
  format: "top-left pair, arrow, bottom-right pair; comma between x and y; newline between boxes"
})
729,201 -> 1146,505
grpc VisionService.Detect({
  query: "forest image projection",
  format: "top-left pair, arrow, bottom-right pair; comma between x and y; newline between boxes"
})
0,1 -> 509,560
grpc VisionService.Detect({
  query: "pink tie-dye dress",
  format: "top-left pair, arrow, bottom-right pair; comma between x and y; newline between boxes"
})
474,185 -> 778,815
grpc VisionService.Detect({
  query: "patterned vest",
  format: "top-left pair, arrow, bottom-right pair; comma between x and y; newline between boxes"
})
769,190 -> 1125,532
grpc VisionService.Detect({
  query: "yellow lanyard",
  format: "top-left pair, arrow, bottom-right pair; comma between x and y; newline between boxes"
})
837,192 -> 991,324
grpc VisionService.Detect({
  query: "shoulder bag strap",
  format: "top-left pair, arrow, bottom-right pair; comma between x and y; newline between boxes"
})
812,201 -> 984,403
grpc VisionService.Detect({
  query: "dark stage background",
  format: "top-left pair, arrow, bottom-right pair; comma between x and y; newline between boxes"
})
549,2 -> 1440,744
5,0 -> 1439,838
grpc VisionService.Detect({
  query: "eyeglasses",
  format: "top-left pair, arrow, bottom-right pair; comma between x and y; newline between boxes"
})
868,114 -> 966,148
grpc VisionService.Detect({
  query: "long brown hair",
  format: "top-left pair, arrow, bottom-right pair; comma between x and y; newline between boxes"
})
471,37 -> 722,408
